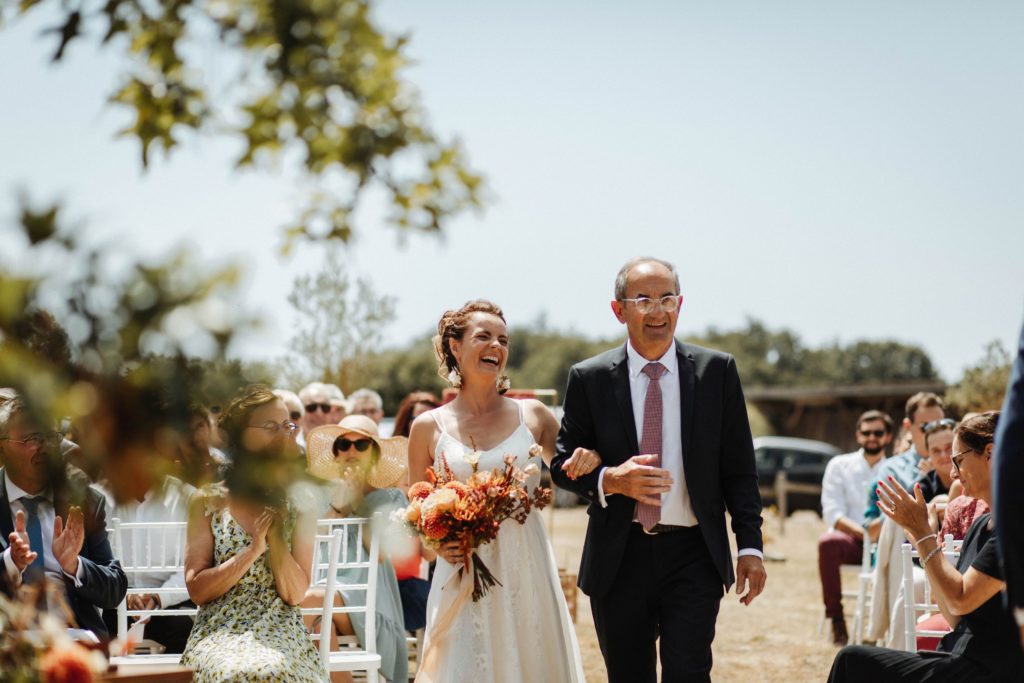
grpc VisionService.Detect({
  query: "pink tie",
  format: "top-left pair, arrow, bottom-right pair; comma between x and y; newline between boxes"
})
636,362 -> 667,531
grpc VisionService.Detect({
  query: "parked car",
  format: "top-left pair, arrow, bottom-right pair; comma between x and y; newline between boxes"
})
754,436 -> 842,516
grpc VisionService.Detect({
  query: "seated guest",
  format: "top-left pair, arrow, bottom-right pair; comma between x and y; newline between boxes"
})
829,411 -> 1023,682
0,394 -> 127,637
176,404 -> 227,487
347,388 -> 385,425
917,418 -> 957,502
298,382 -> 347,446
181,385 -> 325,683
100,474 -> 196,653
387,391 -> 440,631
863,393 -> 945,542
305,415 -> 410,683
941,493 -> 989,541
273,389 -> 305,449
818,409 -> 892,645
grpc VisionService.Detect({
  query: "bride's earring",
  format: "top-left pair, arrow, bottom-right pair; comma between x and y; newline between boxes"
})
496,374 -> 511,393
447,368 -> 463,388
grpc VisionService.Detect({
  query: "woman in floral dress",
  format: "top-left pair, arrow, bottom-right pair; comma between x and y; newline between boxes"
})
181,385 -> 325,682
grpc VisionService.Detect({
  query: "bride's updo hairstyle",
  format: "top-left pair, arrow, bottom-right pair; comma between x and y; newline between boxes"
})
433,300 -> 507,393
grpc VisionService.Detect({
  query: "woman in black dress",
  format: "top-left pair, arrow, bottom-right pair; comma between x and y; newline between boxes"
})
828,411 -> 1021,682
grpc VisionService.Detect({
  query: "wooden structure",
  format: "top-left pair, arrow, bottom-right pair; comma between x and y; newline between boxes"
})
747,381 -> 947,452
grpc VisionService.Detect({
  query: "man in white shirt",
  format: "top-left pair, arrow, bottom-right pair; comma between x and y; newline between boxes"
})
818,409 -> 892,645
100,475 -> 196,652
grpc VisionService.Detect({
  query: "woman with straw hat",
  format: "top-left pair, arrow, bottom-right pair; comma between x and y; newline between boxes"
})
304,414 -> 412,683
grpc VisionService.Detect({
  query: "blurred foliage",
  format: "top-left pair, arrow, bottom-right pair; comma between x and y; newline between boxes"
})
0,200 -> 257,501
4,0 -> 484,249
280,247 -> 395,389
945,340 -> 1011,415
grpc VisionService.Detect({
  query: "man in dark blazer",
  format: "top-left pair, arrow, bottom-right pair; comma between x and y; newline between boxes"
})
994,317 -> 1024,649
552,257 -> 766,682
0,394 -> 127,637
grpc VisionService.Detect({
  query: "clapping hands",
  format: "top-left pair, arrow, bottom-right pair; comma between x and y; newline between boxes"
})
9,509 -> 38,571
52,505 -> 85,575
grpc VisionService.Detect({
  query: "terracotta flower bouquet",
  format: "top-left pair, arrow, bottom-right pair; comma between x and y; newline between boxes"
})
399,444 -> 552,601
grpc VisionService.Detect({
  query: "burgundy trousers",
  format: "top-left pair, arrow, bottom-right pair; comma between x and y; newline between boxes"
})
818,529 -> 863,619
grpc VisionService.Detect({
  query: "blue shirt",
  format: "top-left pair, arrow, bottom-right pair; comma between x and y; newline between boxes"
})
863,446 -> 921,524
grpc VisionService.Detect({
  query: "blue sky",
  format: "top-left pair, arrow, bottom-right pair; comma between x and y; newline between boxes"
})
1,1 -> 1022,383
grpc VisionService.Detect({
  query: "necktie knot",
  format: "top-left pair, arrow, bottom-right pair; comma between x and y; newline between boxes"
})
642,362 -> 666,381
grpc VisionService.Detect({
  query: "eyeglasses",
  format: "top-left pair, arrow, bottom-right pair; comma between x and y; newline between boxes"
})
289,411 -> 302,421
618,295 -> 681,315
333,437 -> 373,454
2,431 -> 63,450
922,418 -> 957,433
951,447 -> 976,472
858,429 -> 886,438
305,403 -> 332,414
246,420 -> 298,436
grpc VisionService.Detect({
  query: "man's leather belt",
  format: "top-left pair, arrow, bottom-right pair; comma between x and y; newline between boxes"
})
636,522 -> 692,535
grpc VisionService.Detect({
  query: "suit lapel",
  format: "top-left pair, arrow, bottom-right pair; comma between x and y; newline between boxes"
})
0,470 -> 13,545
676,342 -> 696,469
610,346 -> 639,456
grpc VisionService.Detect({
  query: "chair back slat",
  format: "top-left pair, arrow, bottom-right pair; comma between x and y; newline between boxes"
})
901,536 -> 962,652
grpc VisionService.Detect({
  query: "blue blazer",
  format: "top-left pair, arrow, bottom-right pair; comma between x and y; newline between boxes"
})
994,318 -> 1024,615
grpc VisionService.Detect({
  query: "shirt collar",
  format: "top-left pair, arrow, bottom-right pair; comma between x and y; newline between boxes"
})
625,339 -> 678,379
4,474 -> 51,506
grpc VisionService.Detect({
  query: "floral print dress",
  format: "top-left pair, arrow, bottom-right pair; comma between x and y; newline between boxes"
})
180,492 -> 326,682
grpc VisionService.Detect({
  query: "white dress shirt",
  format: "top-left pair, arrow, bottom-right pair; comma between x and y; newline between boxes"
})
598,341 -> 762,558
820,449 -> 884,529
3,475 -> 86,610
98,476 -> 195,607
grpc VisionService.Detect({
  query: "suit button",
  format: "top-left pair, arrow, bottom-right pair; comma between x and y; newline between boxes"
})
588,491 -> 595,497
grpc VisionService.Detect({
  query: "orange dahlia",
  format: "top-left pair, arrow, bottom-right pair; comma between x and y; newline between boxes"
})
408,481 -> 433,501
421,508 -> 451,540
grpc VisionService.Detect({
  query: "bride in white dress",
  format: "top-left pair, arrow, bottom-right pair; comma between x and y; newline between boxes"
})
408,300 -> 600,683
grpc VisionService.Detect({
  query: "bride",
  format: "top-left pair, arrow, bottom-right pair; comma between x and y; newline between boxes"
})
408,300 -> 600,683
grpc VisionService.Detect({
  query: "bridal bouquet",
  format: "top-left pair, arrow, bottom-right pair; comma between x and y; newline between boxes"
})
398,444 -> 552,601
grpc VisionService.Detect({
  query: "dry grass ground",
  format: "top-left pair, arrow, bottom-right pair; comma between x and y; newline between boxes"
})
547,506 -> 839,682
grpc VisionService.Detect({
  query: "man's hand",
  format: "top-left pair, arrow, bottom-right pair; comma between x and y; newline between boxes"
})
9,510 -> 38,571
602,454 -> 673,505
52,505 -> 85,576
735,555 -> 767,606
127,593 -> 161,612
561,447 -> 602,480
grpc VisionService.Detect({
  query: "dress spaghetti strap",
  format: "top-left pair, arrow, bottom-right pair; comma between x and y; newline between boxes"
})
429,406 -> 450,435
515,397 -> 526,426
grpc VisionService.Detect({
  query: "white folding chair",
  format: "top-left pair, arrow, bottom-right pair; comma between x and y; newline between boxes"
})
303,515 -> 383,681
108,518 -> 193,667
850,538 -> 876,645
901,534 -> 962,652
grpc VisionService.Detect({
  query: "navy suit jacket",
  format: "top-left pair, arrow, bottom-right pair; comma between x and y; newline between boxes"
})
551,340 -> 763,598
994,318 -> 1024,614
0,467 -> 127,637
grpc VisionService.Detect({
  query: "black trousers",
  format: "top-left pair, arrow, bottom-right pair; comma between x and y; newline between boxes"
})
827,645 -> 1014,683
590,524 -> 724,683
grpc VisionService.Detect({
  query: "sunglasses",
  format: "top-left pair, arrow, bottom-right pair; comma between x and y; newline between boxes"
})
859,429 -> 887,438
333,437 -> 373,454
305,403 -> 332,414
923,418 -> 957,433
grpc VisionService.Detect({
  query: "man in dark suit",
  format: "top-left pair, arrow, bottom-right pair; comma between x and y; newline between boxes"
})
994,317 -> 1024,649
0,394 -> 127,637
552,256 -> 766,682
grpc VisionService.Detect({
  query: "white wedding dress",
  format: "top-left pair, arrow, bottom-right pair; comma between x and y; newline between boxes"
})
421,401 -> 585,683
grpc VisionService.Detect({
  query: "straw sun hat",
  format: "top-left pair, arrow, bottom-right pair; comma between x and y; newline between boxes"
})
306,414 -> 408,489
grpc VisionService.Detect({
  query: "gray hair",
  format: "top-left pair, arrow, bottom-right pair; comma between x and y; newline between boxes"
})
348,388 -> 383,411
614,257 -> 681,300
